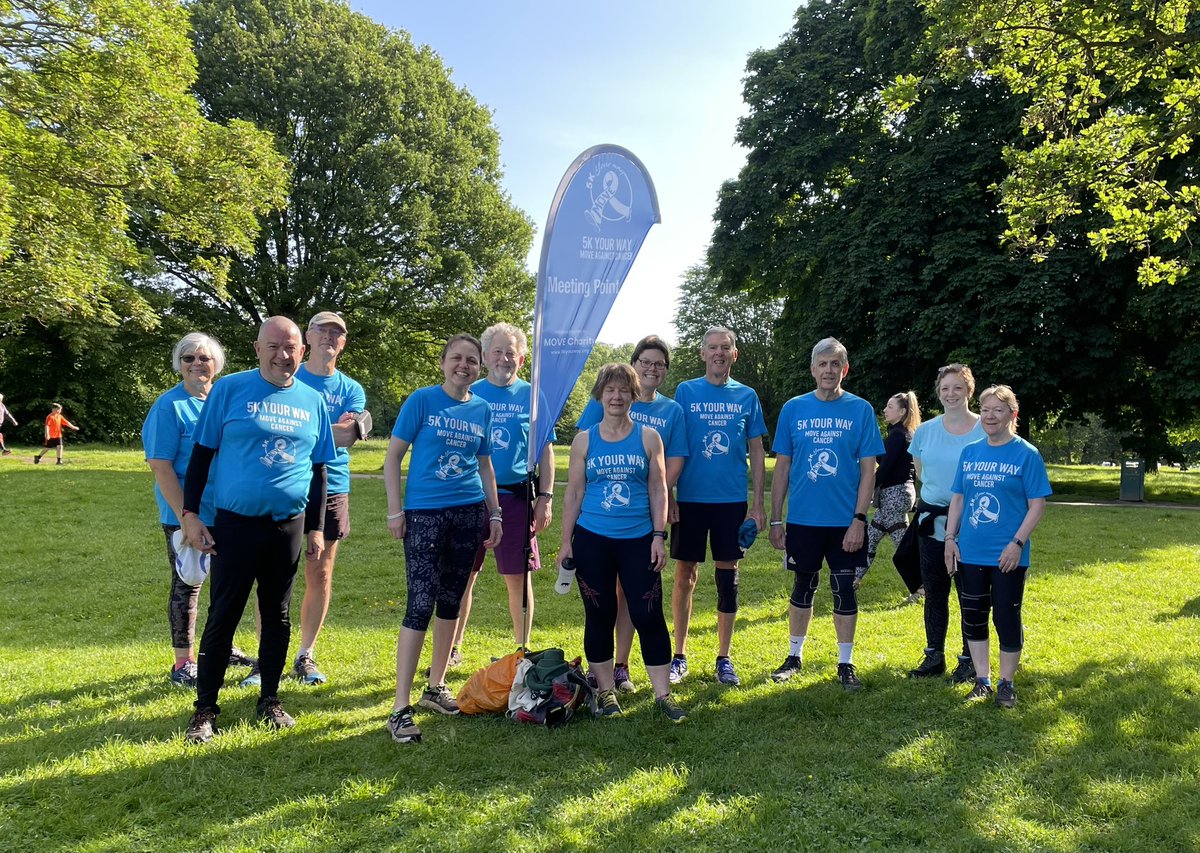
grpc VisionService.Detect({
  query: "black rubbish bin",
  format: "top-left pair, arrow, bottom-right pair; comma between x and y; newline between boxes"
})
1120,459 -> 1145,502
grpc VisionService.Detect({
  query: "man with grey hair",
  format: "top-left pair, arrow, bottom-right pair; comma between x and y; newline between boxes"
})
180,316 -> 337,743
670,326 -> 767,686
292,311 -> 368,685
768,337 -> 883,691
0,393 -> 17,454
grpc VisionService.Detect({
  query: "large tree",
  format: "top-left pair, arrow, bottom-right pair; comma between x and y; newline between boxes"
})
166,0 -> 535,410
898,0 -> 1200,286
709,0 -> 1200,462
0,0 -> 287,327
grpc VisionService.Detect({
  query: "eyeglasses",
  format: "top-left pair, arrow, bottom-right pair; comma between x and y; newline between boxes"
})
980,406 -> 1012,417
181,354 -> 213,364
636,358 -> 667,370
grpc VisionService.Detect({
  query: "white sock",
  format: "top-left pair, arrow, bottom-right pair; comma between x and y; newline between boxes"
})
789,635 -> 806,658
837,642 -> 854,665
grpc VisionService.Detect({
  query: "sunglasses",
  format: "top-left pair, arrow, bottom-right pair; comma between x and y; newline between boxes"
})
181,354 -> 214,364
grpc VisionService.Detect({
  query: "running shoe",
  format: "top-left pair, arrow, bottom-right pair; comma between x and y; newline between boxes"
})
595,688 -> 622,717
387,706 -> 421,743
228,647 -> 257,668
33,456 -> 40,464
185,707 -> 217,744
447,646 -> 463,669
293,652 -> 327,685
837,662 -> 863,692
239,663 -> 262,689
995,679 -> 1017,709
655,695 -> 688,723
907,649 -> 946,679
949,654 -> 976,685
770,655 -> 803,683
169,660 -> 198,688
256,696 -> 296,730
2,449 -> 11,455
903,587 -> 925,605
418,683 -> 461,716
668,655 -> 689,684
613,663 -> 636,693
965,679 -> 995,702
715,657 -> 741,686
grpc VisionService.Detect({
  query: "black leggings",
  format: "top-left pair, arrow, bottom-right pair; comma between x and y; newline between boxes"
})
163,524 -> 202,649
402,502 -> 487,631
918,534 -> 969,656
573,526 -> 671,667
196,510 -> 303,711
959,562 -> 1027,653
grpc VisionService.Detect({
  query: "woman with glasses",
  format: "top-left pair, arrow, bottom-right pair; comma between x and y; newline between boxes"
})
142,333 -> 254,687
905,364 -> 985,681
944,385 -> 1050,708
575,335 -> 687,693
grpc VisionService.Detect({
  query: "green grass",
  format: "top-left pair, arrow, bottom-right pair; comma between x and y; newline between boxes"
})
2,448 -> 1200,851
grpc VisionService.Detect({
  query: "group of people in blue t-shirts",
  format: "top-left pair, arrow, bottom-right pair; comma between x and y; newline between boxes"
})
144,315 -> 1049,746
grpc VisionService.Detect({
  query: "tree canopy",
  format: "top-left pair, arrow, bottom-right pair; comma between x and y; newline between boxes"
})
0,0 -> 287,327
893,0 -> 1200,286
709,0 -> 1200,462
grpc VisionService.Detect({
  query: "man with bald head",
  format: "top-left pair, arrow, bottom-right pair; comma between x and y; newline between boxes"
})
180,316 -> 337,743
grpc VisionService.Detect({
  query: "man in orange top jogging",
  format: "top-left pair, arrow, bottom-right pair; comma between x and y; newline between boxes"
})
34,403 -> 79,465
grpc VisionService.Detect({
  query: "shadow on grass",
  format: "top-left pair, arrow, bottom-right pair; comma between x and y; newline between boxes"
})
4,658 -> 1199,852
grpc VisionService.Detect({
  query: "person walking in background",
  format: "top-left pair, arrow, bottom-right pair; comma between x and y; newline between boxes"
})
855,392 -> 921,598
453,322 -> 555,661
768,338 -> 883,691
142,333 -> 258,688
558,363 -> 685,722
180,317 -> 337,743
0,393 -> 17,454
292,311 -> 368,686
383,333 -> 502,745
34,403 -> 78,465
575,335 -> 687,693
670,327 -> 767,687
944,385 -> 1050,708
906,364 -> 986,681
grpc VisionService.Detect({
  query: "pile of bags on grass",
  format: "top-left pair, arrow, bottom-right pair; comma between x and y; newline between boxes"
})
456,648 -> 595,726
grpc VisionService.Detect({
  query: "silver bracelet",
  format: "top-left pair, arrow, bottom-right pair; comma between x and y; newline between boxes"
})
387,511 -> 404,521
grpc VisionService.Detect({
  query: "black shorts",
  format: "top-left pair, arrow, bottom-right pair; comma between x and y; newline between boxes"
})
671,501 -> 747,563
323,493 -> 350,541
784,524 -> 867,575
44,437 -> 62,448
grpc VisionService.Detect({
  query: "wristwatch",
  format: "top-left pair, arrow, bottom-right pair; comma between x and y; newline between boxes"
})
853,512 -> 867,523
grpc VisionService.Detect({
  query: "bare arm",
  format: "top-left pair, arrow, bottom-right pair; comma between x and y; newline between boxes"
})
665,455 -> 684,524
383,436 -> 411,540
645,429 -> 667,570
147,459 -> 186,521
533,441 -> 556,533
479,456 -> 503,549
944,493 -> 964,574
768,454 -> 792,550
748,435 -> 767,531
557,432 -> 588,567
842,456 -> 876,552
331,415 -> 360,449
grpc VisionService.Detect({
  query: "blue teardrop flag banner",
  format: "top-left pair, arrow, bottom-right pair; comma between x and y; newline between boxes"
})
526,145 -> 661,471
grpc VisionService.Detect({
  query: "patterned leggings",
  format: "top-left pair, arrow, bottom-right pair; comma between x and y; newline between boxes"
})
163,524 -> 202,648
402,502 -> 487,631
864,483 -> 916,571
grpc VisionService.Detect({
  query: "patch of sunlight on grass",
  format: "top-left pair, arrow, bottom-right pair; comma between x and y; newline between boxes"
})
656,791 -> 758,836
1037,711 -> 1088,752
558,764 -> 689,823
883,730 -> 954,775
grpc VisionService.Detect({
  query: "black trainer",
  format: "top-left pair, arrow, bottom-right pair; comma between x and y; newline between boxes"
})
387,706 -> 421,743
949,654 -> 976,684
837,662 -> 863,692
185,707 -> 217,744
907,649 -> 946,679
770,655 -> 803,683
995,679 -> 1017,709
965,679 -> 994,702
256,696 -> 296,730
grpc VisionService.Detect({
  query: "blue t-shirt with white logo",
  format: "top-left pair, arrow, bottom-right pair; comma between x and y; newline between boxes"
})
470,378 -> 555,486
141,382 -> 217,526
674,377 -> 767,502
576,392 -> 688,460
772,391 -> 885,526
391,385 -> 493,510
579,424 -> 652,538
951,436 -> 1052,567
193,370 -> 337,520
909,415 -> 986,540
295,364 -> 366,496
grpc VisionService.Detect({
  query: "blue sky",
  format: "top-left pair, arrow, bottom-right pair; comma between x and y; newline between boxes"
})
347,1 -> 797,344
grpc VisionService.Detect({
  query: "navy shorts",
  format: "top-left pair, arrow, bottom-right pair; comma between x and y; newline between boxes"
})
671,501 -> 747,563
783,524 -> 867,575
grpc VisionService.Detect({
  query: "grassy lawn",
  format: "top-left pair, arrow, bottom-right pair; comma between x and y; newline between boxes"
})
2,447 -> 1199,852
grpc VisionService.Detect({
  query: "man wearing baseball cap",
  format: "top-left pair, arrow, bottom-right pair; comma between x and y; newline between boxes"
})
292,311 -> 369,685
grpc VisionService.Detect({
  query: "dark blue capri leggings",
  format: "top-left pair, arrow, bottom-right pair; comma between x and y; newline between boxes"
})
958,562 -> 1028,653
402,501 -> 487,631
573,526 -> 671,667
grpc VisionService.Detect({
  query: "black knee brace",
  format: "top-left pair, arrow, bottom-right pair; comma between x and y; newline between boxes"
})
715,567 -> 739,614
829,569 -> 858,616
789,571 -> 819,609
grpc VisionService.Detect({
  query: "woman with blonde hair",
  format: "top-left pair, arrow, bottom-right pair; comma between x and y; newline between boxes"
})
944,385 -> 1050,708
